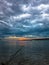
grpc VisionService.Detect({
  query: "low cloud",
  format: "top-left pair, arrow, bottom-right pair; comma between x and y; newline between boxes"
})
10,13 -> 31,21
3,0 -> 13,6
20,4 -> 49,12
0,0 -> 49,36
0,20 -> 13,27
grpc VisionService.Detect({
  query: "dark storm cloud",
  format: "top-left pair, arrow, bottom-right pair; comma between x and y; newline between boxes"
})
0,0 -> 49,37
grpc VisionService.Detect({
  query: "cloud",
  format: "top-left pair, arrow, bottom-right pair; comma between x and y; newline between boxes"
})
3,0 -> 13,6
0,20 -> 13,27
40,13 -> 49,20
0,0 -> 49,36
19,3 -> 49,22
20,3 -> 49,12
10,13 -> 31,21
23,25 -> 31,28
33,23 -> 44,28
36,4 -> 49,10
19,4 -> 31,12
0,11 -> 4,15
6,7 -> 14,13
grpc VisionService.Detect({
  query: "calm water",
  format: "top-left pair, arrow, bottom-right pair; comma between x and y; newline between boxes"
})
0,39 -> 49,65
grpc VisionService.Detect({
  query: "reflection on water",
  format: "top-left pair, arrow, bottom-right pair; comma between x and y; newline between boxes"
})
0,39 -> 49,65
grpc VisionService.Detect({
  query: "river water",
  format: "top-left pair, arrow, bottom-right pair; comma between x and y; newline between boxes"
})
0,39 -> 49,65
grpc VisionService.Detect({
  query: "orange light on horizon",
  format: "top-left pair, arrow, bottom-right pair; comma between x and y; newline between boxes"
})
17,37 -> 31,41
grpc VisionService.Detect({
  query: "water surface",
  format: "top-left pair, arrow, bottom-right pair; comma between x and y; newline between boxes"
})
0,39 -> 49,65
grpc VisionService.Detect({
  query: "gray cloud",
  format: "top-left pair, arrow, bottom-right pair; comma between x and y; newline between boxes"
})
0,0 -> 49,37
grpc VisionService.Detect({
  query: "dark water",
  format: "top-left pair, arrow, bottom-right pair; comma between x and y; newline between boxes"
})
0,39 -> 49,65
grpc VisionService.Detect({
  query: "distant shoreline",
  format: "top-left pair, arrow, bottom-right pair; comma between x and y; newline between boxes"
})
0,36 -> 49,41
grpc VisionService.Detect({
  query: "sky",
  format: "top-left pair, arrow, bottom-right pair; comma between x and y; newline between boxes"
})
0,0 -> 49,37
